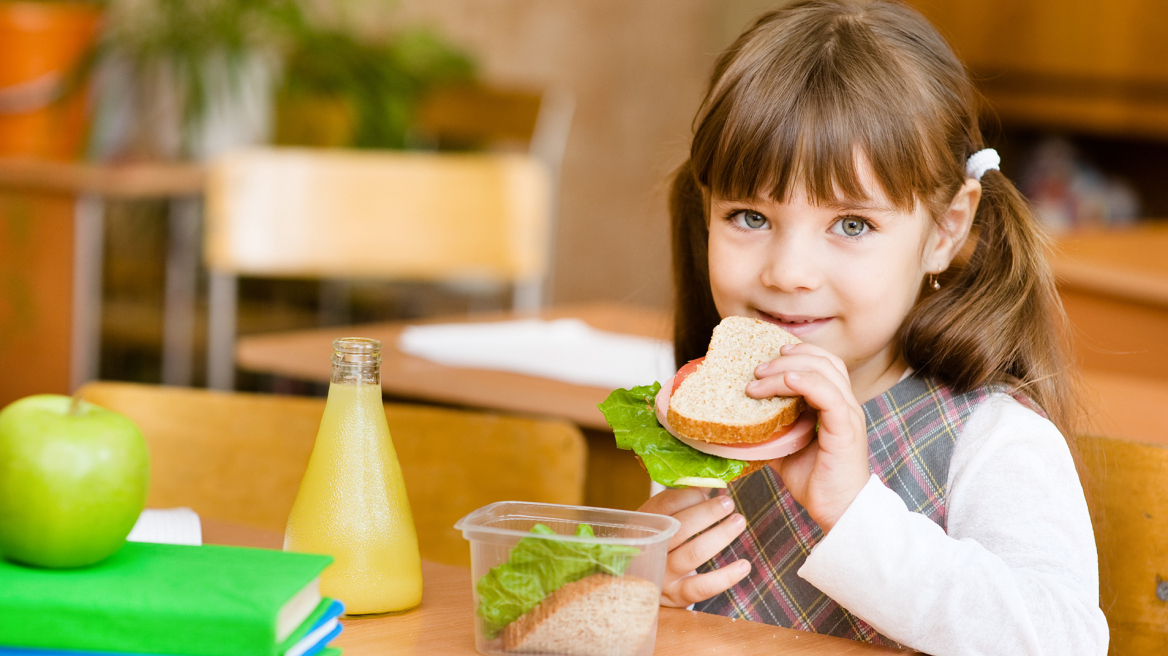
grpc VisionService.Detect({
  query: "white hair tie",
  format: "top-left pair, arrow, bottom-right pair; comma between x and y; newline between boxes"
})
966,148 -> 1000,181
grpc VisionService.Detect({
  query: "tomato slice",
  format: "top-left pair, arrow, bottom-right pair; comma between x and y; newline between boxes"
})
671,357 -> 705,396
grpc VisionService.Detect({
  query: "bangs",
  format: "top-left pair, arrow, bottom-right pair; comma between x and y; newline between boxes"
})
691,4 -> 962,212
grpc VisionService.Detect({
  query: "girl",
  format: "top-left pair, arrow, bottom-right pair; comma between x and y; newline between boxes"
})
641,1 -> 1108,654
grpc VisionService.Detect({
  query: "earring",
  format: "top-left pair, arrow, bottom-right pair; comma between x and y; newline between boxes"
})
929,273 -> 941,291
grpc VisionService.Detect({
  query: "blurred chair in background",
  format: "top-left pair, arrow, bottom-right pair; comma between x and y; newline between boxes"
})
202,146 -> 553,390
1073,433 -> 1168,655
78,381 -> 586,567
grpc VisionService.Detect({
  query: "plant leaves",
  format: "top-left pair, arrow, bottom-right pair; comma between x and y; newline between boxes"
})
475,523 -> 640,639
597,383 -> 748,487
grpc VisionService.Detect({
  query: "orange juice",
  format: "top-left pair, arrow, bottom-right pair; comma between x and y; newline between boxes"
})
284,338 -> 423,614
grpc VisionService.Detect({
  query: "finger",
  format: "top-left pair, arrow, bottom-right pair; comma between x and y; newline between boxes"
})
638,486 -> 710,516
668,512 -> 746,575
665,560 -> 751,607
778,342 -> 850,379
749,354 -> 851,399
782,370 -> 863,449
667,495 -> 736,551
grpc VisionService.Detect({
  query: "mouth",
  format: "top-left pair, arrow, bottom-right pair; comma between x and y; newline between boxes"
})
755,310 -> 833,335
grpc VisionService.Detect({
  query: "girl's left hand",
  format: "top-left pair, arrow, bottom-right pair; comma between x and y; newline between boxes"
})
746,342 -> 870,533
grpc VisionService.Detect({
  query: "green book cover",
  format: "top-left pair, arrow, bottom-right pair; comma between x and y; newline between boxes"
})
0,541 -> 333,656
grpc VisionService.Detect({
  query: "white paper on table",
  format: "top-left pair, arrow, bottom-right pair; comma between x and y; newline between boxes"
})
127,507 -> 202,546
398,318 -> 676,390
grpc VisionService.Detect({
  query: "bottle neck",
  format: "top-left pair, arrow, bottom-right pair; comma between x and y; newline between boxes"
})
331,359 -> 380,386
330,337 -> 382,386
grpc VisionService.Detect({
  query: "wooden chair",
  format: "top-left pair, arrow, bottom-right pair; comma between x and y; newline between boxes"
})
201,147 -> 554,390
77,381 -> 586,567
1072,433 -> 1168,654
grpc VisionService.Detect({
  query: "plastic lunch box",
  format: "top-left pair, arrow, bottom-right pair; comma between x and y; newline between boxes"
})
455,501 -> 681,656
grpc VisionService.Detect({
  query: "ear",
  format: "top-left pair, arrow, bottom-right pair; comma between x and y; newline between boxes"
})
924,178 -> 980,274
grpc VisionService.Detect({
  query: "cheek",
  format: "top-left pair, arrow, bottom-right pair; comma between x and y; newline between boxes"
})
706,229 -> 754,312
828,243 -> 922,327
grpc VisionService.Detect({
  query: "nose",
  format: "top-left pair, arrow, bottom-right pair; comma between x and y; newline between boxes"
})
759,230 -> 822,292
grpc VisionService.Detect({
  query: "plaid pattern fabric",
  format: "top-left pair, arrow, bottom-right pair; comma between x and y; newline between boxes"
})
693,373 -> 1033,646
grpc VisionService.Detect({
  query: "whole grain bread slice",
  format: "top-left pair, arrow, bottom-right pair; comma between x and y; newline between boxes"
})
501,573 -> 659,656
667,316 -> 805,445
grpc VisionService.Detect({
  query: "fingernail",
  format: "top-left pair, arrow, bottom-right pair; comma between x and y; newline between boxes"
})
755,362 -> 769,374
786,372 -> 801,382
735,560 -> 751,574
730,513 -> 746,528
719,496 -> 734,511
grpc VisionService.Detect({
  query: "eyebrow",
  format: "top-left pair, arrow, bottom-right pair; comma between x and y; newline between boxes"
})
820,200 -> 898,214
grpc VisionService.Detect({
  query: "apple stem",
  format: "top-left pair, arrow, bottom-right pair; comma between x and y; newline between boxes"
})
68,394 -> 82,417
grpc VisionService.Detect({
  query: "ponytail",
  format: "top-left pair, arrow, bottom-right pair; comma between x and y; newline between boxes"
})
670,160 -> 721,369
900,170 -> 1080,438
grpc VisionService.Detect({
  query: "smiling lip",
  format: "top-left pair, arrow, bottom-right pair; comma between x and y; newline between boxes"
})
756,311 -> 832,336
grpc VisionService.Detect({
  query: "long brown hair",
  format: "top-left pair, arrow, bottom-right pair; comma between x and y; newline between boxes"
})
671,0 -> 1079,437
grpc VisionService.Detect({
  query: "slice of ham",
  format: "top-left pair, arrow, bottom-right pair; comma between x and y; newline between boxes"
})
655,373 -> 817,460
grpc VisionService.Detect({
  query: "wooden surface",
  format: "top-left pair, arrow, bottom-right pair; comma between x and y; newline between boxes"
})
202,518 -> 911,655
0,157 -> 204,198
1052,223 -> 1168,306
1072,434 -> 1168,655
236,302 -> 672,431
80,382 -> 586,567
1051,223 -> 1168,382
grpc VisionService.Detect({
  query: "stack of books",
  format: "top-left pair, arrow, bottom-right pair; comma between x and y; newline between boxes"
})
0,541 -> 343,656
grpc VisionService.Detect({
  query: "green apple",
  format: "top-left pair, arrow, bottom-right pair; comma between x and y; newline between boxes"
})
0,394 -> 149,568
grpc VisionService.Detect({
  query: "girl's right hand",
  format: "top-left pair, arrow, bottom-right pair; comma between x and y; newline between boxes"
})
637,486 -> 751,607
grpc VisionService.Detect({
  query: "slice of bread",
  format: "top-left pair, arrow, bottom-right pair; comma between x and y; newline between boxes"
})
501,573 -> 659,656
667,316 -> 805,445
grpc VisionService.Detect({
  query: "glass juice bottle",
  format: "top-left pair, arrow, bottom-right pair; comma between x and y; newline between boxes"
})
284,337 -> 423,614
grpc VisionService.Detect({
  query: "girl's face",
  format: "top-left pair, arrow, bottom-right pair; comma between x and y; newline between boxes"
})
707,164 -> 973,400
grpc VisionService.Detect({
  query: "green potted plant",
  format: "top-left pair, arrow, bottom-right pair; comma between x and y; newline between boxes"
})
275,25 -> 475,149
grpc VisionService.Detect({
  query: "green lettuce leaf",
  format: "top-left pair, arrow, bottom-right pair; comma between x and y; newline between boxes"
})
596,383 -> 748,487
475,523 -> 641,639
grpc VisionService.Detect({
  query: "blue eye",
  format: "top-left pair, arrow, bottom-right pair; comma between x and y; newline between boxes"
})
833,216 -> 870,238
732,210 -> 769,230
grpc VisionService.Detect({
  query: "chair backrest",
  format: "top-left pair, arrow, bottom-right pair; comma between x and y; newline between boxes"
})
1072,433 -> 1168,654
78,381 -> 586,567
204,147 -> 551,283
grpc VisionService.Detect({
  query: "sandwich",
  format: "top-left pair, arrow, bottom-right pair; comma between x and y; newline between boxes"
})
476,523 -> 658,656
598,316 -> 817,488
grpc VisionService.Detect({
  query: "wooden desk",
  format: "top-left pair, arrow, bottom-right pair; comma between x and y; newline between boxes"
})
202,518 -> 911,655
1052,222 -> 1168,383
237,302 -> 671,432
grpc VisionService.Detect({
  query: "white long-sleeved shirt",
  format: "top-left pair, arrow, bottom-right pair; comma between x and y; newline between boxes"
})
798,393 -> 1109,655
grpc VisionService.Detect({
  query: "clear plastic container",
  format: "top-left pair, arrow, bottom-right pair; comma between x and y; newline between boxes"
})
455,501 -> 681,656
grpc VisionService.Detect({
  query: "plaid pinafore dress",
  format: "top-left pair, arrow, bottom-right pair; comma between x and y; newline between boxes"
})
693,372 -> 1039,646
